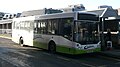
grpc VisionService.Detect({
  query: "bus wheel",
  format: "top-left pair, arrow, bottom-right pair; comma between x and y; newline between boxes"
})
48,42 -> 56,53
19,37 -> 24,46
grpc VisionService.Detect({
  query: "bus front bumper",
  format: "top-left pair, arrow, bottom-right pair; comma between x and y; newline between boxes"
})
74,48 -> 101,54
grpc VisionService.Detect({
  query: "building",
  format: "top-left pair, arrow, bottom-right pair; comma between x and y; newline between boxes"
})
88,6 -> 120,48
98,5 -> 113,9
0,13 -> 21,34
0,12 -> 5,20
0,19 -> 12,34
87,7 -> 119,48
117,8 -> 120,15
117,8 -> 120,46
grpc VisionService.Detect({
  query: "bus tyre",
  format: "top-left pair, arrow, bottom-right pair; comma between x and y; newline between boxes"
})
48,42 -> 56,53
19,37 -> 24,47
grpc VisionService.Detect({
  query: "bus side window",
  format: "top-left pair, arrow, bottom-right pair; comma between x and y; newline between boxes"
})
34,22 -> 37,33
47,19 -> 58,35
41,20 -> 47,34
37,22 -> 41,34
63,19 -> 72,40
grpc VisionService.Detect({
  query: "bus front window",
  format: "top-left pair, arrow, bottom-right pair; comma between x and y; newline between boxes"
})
74,21 -> 99,45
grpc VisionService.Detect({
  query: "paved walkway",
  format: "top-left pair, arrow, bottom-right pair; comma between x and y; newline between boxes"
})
0,34 -> 12,39
101,49 -> 120,59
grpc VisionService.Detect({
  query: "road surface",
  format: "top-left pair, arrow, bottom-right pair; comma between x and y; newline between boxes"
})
0,38 -> 120,67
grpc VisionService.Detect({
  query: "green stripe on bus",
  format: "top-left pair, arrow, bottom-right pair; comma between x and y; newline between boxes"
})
33,41 -> 101,54
75,48 -> 101,54
56,45 -> 75,54
33,41 -> 75,54
56,46 -> 101,54
33,41 -> 48,49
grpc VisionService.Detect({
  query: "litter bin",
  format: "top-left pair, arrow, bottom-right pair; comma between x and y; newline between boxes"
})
107,41 -> 112,50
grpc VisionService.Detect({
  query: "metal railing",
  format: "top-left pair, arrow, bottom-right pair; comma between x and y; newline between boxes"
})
0,29 -> 12,34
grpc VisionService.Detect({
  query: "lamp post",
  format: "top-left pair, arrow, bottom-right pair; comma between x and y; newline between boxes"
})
101,17 -> 105,51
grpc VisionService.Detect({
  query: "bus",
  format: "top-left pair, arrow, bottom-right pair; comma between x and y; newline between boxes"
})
12,12 -> 101,54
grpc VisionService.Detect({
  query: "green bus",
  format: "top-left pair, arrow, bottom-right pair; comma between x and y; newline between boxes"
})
12,12 -> 101,54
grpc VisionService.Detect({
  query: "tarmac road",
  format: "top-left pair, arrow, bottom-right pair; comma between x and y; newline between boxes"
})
0,38 -> 120,67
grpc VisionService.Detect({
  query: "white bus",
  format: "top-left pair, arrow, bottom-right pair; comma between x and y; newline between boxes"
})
12,12 -> 101,54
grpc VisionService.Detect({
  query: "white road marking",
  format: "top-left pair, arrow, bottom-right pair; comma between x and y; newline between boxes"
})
57,56 -> 70,61
98,65 -> 107,67
98,55 -> 120,61
81,62 -> 96,67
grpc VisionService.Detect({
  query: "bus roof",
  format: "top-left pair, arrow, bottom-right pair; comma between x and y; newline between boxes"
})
35,12 -> 98,20
13,16 -> 35,21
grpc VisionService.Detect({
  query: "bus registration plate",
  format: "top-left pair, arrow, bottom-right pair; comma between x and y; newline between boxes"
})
87,50 -> 93,53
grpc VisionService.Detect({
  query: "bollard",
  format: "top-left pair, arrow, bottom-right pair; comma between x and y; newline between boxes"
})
107,41 -> 112,50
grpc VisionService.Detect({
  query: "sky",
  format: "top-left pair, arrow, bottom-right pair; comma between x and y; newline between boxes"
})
0,0 -> 120,13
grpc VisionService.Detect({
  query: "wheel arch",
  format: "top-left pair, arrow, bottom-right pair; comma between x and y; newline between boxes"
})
48,40 -> 56,49
19,36 -> 24,46
48,40 -> 56,47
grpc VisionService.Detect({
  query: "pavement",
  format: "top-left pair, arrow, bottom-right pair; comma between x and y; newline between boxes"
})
0,34 -> 120,59
0,34 -> 12,39
100,49 -> 120,59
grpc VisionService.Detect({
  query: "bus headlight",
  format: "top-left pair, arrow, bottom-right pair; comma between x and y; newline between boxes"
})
76,43 -> 82,49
